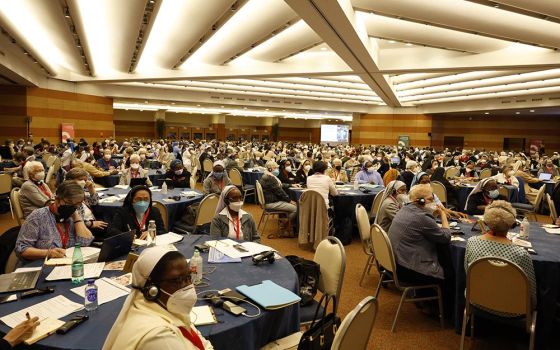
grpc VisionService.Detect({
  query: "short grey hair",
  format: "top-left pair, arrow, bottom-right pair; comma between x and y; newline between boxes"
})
23,161 -> 44,180
483,200 -> 517,234
56,180 -> 85,203
409,184 -> 432,202
129,154 -> 141,163
265,160 -> 278,171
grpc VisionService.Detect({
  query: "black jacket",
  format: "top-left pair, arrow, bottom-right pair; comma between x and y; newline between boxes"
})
259,174 -> 290,204
164,168 -> 191,188
108,206 -> 166,238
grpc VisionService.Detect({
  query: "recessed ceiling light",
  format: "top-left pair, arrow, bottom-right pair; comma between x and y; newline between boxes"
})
144,101 -> 148,103
171,102 -> 175,105
243,107 -> 247,109
405,43 -> 413,46
221,106 -> 224,108
389,40 -> 396,44
530,109 -> 535,112
515,112 -> 520,114
320,47 -> 327,51
484,112 -> 489,115
196,104 -> 200,107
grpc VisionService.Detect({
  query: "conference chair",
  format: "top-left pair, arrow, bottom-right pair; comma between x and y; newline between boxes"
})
445,167 -> 460,179
370,190 -> 385,223
189,176 -> 197,190
228,168 -> 255,203
300,236 -> 346,325
298,189 -> 330,250
431,181 -> 450,208
9,188 -> 24,225
0,226 -> 20,274
371,224 -> 444,332
355,204 -> 375,286
331,296 -> 378,350
193,194 -> 219,234
202,158 -> 213,179
0,173 -> 13,219
498,186 -> 509,200
512,184 -> 546,220
4,251 -> 18,274
460,257 -> 536,350
479,168 -> 492,179
546,194 -> 557,223
44,154 -> 55,168
255,181 -> 285,239
151,201 -> 168,232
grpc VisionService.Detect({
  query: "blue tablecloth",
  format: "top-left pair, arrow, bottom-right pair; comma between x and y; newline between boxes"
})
93,187 -> 203,230
0,160 -> 15,171
450,221 -> 560,349
93,169 -> 166,188
0,235 -> 299,350
288,185 -> 384,245
242,171 -> 264,187
544,181 -> 556,196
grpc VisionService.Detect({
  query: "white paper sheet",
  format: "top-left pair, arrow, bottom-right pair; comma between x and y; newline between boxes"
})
544,227 -> 560,235
0,295 -> 82,328
65,247 -> 101,261
204,239 -> 276,259
70,277 -> 130,305
14,266 -> 42,273
207,247 -> 241,263
114,185 -> 129,189
190,305 -> 217,326
45,262 -> 105,281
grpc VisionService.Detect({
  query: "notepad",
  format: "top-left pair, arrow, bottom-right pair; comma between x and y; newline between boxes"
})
46,262 -> 105,281
236,280 -> 301,310
190,306 -> 217,326
544,227 -> 560,235
0,295 -> 82,328
71,277 -> 130,305
44,258 -> 72,266
24,318 -> 65,345
66,246 -> 101,262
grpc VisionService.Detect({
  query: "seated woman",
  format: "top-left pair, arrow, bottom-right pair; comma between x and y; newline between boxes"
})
15,181 -> 94,261
464,201 -> 536,315
65,168 -> 109,241
493,164 -> 519,188
108,185 -> 166,239
430,167 -> 461,209
461,160 -> 478,179
98,149 -> 118,171
277,159 -> 296,185
382,163 -> 399,186
376,180 -> 408,232
538,159 -> 559,178
18,161 -> 53,218
326,158 -> 348,183
465,178 -> 505,215
354,161 -> 383,185
203,160 -> 232,195
294,159 -> 313,184
103,247 -> 214,350
209,185 -> 260,242
164,160 -> 191,188
120,154 -> 153,187
259,161 -> 297,234
412,171 -> 467,219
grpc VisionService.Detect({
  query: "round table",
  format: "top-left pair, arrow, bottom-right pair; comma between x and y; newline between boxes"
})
288,185 -> 384,245
242,170 -> 264,187
93,187 -> 203,230
449,221 -> 560,349
94,169 -> 166,188
0,236 -> 299,350
455,184 -> 518,211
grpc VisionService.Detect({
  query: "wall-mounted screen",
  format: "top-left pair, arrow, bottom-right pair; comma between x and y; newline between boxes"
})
320,124 -> 349,144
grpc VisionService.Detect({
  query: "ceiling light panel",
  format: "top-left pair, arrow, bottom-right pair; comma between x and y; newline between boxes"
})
495,0 -> 560,19
0,0 -> 84,75
185,0 -> 296,65
264,77 -> 371,91
390,72 -> 455,84
137,0 -> 235,71
73,0 -> 146,74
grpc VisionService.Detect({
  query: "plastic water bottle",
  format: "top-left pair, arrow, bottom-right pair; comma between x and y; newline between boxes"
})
519,217 -> 530,239
353,177 -> 359,190
161,181 -> 168,194
147,220 -> 157,246
84,279 -> 98,312
71,244 -> 84,284
190,250 -> 203,285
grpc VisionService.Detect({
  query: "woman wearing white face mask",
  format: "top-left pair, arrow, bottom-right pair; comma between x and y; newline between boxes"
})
103,247 -> 214,350
120,154 -> 153,187
19,161 -> 53,218
209,185 -> 260,242
492,165 -> 519,188
354,161 -> 383,185
465,178 -> 505,215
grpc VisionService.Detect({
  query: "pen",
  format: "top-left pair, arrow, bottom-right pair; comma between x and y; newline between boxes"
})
26,312 -> 30,321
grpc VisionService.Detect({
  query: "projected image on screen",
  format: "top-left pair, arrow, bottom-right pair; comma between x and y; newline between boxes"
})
321,125 -> 349,143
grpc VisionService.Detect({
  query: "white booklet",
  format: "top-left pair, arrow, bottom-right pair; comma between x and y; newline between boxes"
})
204,239 -> 276,259
45,262 -> 105,281
0,295 -> 82,328
133,232 -> 184,246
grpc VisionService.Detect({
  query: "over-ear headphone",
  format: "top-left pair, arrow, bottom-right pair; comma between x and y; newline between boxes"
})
141,280 -> 160,301
416,198 -> 426,205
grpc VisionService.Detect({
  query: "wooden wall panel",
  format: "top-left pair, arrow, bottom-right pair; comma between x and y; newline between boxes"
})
26,87 -> 113,143
0,85 -> 28,141
352,114 -> 432,147
114,120 -> 154,139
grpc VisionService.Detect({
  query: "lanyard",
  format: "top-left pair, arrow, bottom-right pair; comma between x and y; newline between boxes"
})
37,183 -> 51,198
178,326 -> 204,350
56,222 -> 70,249
230,216 -> 241,240
134,208 -> 151,231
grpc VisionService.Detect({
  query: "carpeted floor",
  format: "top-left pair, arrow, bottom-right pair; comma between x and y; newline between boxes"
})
0,186 -> 545,349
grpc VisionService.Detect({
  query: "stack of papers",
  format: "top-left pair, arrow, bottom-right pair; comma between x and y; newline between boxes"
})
190,305 -> 217,326
0,295 -> 82,328
237,280 -> 301,310
71,277 -> 130,305
181,191 -> 199,196
544,226 -> 560,235
208,247 -> 241,263
114,185 -> 129,189
204,239 -> 276,259
512,238 -> 532,248
46,262 -> 105,281
133,232 -> 184,246
66,246 -> 100,261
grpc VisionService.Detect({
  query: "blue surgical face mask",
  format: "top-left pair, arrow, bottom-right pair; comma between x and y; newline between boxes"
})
133,200 -> 150,214
487,189 -> 499,199
213,171 -> 224,179
272,169 -> 280,176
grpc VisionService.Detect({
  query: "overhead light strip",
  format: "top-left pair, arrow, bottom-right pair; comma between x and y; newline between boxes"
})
466,0 -> 560,25
128,0 -> 160,73
370,36 -> 476,54
59,0 -> 93,76
0,26 -> 55,76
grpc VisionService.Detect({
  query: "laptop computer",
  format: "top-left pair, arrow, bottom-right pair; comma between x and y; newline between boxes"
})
538,173 -> 552,181
130,177 -> 147,187
97,231 -> 135,263
0,264 -> 43,293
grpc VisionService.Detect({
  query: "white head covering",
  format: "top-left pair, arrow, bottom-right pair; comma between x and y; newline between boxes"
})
215,185 -> 238,214
463,177 -> 494,211
375,180 -> 406,220
103,246 -> 174,350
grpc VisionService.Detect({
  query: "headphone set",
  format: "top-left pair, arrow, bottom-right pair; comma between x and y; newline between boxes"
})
416,197 -> 426,205
134,279 -> 160,301
252,251 -> 275,265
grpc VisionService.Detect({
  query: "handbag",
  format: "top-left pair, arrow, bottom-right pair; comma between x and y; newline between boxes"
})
298,294 -> 341,350
285,256 -> 321,306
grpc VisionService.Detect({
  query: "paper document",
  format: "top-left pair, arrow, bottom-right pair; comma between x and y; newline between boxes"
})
133,232 -> 184,246
24,318 -> 65,345
205,239 -> 276,259
451,236 -> 465,242
71,277 -> 130,305
512,238 -> 532,248
114,185 -> 129,189
46,262 -> 105,281
544,227 -> 560,235
66,246 -> 100,261
14,266 -> 42,273
45,258 -> 72,266
0,295 -> 82,328
208,247 -> 241,263
181,191 -> 199,196
190,306 -> 218,326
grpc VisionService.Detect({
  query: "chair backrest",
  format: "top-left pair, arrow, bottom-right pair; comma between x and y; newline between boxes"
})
430,181 -> 447,204
466,257 -> 532,318
45,165 -> 56,187
534,184 -> 546,213
51,156 -> 61,173
45,154 -> 55,168
191,165 -> 198,179
355,204 -> 373,255
498,185 -> 509,199
546,193 -> 558,222
331,296 -> 377,350
444,167 -> 459,179
203,158 -> 213,173
313,236 -> 346,312
195,194 -> 219,226
151,201 -> 168,232
479,168 -> 492,179
189,177 -> 197,190
370,224 -> 400,285
255,180 -> 266,209
10,188 -> 24,225
370,190 -> 385,219
194,157 -> 201,171
0,173 -> 12,195
5,250 -> 18,274
229,168 -> 243,187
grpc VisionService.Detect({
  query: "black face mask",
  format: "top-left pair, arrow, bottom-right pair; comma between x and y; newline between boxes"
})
56,204 -> 77,222
335,166 -> 342,171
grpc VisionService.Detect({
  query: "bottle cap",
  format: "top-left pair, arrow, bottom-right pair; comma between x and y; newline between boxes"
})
87,279 -> 95,284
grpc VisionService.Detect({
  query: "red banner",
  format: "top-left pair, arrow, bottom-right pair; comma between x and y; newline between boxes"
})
61,123 -> 75,143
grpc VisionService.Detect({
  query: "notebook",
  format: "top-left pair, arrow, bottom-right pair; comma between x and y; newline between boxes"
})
236,280 -> 301,310
538,173 -> 552,181
24,318 -> 65,345
190,305 -> 218,326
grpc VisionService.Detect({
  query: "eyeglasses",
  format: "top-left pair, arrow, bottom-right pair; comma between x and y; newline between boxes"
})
160,273 -> 191,288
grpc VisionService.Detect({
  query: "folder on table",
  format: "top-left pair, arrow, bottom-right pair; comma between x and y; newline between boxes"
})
236,280 -> 301,310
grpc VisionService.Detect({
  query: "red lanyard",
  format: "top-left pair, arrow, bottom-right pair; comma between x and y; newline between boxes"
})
134,208 -> 151,231
37,183 -> 51,198
230,216 -> 241,240
178,326 -> 204,350
56,222 -> 70,249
